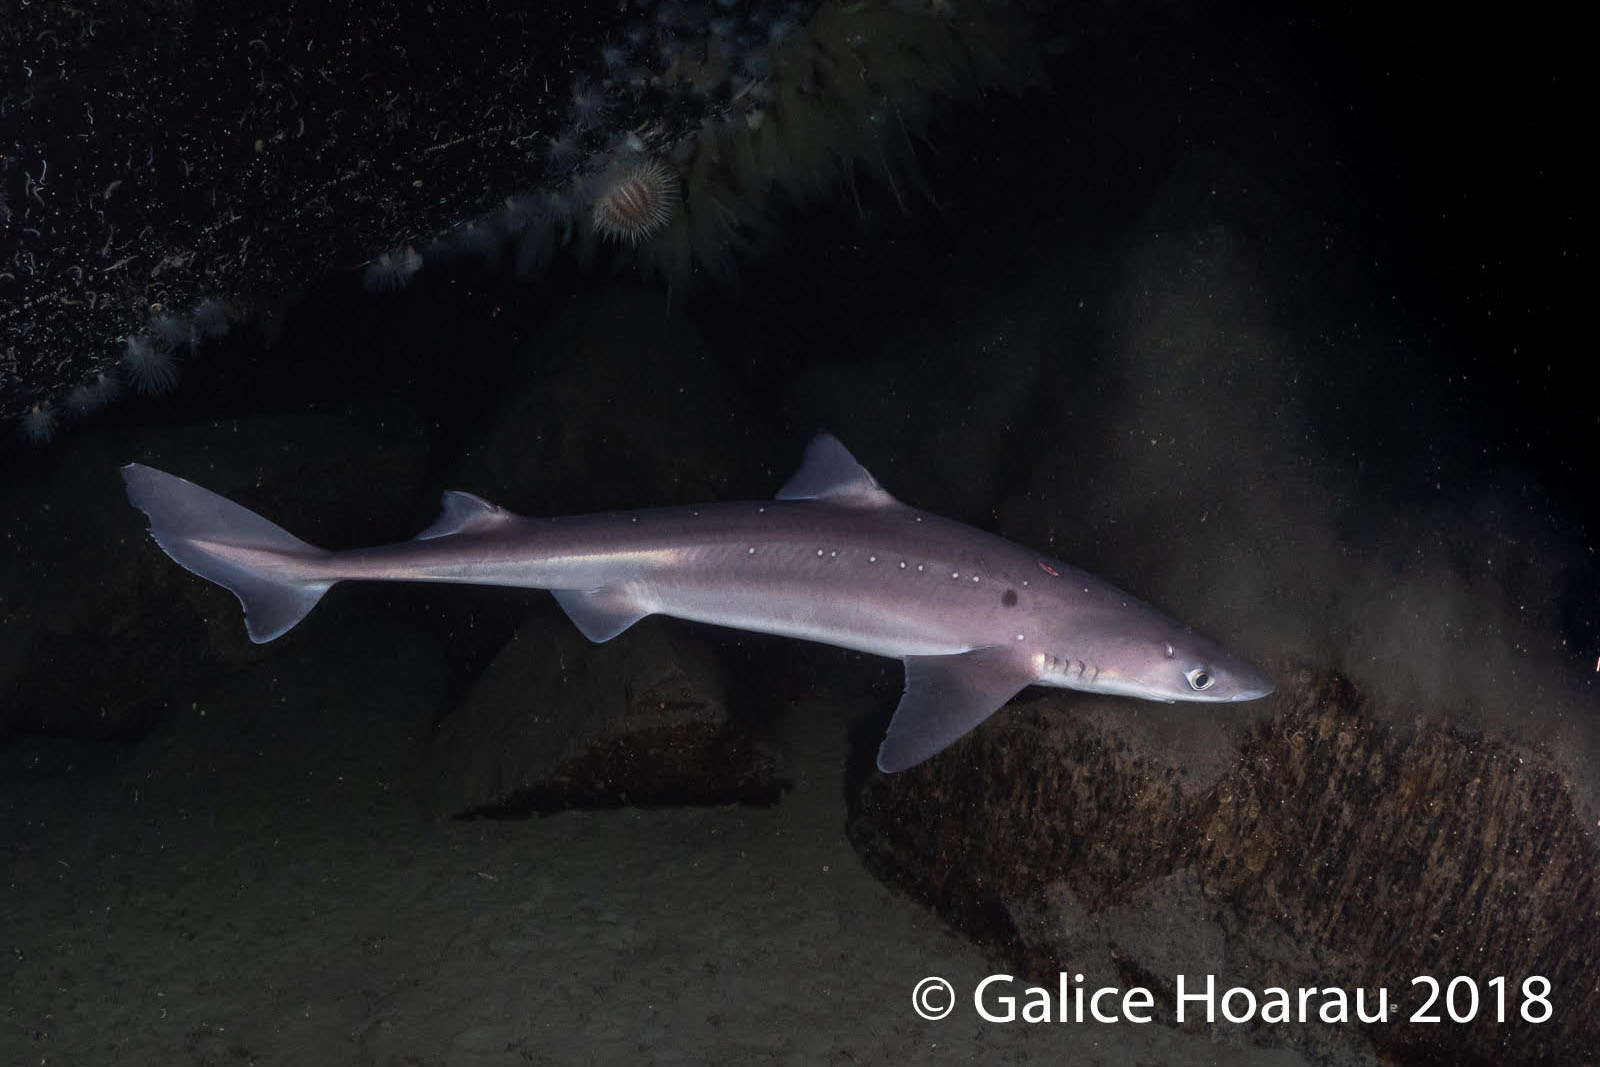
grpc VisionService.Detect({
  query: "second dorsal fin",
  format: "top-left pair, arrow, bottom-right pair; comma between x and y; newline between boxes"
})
416,491 -> 514,540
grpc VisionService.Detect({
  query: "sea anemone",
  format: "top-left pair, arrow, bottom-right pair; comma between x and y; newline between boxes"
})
192,298 -> 230,340
65,372 -> 121,416
570,81 -> 608,132
363,246 -> 424,292
121,336 -> 179,395
149,314 -> 192,354
546,131 -> 582,174
18,404 -> 56,443
512,189 -> 579,281
591,158 -> 680,244
599,40 -> 630,72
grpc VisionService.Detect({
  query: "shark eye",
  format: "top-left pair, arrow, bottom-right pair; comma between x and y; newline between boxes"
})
1163,643 -> 1176,659
1185,667 -> 1214,691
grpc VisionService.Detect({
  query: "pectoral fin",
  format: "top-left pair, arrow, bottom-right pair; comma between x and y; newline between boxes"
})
877,646 -> 1035,773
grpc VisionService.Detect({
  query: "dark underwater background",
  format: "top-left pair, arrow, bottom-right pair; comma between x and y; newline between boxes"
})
1,2 -> 1590,1064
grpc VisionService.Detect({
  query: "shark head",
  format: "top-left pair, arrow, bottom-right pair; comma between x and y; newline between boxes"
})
1028,594 -> 1275,704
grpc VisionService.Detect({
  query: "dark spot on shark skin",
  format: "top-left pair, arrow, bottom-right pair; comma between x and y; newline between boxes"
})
1002,588 -> 1018,607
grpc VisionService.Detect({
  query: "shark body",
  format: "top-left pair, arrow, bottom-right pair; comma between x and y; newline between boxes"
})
122,435 -> 1273,771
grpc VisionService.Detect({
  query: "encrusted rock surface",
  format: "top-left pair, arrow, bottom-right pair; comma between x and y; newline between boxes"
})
850,667 -> 1597,1065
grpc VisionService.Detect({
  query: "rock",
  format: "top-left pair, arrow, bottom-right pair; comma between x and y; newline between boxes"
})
422,614 -> 784,817
850,666 -> 1598,1066
446,282 -> 767,515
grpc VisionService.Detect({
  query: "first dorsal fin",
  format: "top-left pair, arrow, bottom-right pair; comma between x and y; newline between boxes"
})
776,434 -> 898,508
416,490 -> 514,540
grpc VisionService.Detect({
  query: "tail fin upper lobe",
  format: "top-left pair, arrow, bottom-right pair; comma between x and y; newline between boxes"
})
122,464 -> 333,643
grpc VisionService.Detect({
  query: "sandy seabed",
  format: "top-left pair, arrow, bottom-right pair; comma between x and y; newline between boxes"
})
2,620 -> 1306,1067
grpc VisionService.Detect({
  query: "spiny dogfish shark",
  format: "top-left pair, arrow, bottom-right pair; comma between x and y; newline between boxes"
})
122,434 -> 1273,772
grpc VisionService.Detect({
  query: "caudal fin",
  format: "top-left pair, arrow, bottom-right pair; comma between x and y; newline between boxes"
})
121,463 -> 333,643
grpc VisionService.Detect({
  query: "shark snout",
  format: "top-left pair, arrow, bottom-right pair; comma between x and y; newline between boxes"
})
1226,663 -> 1277,702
